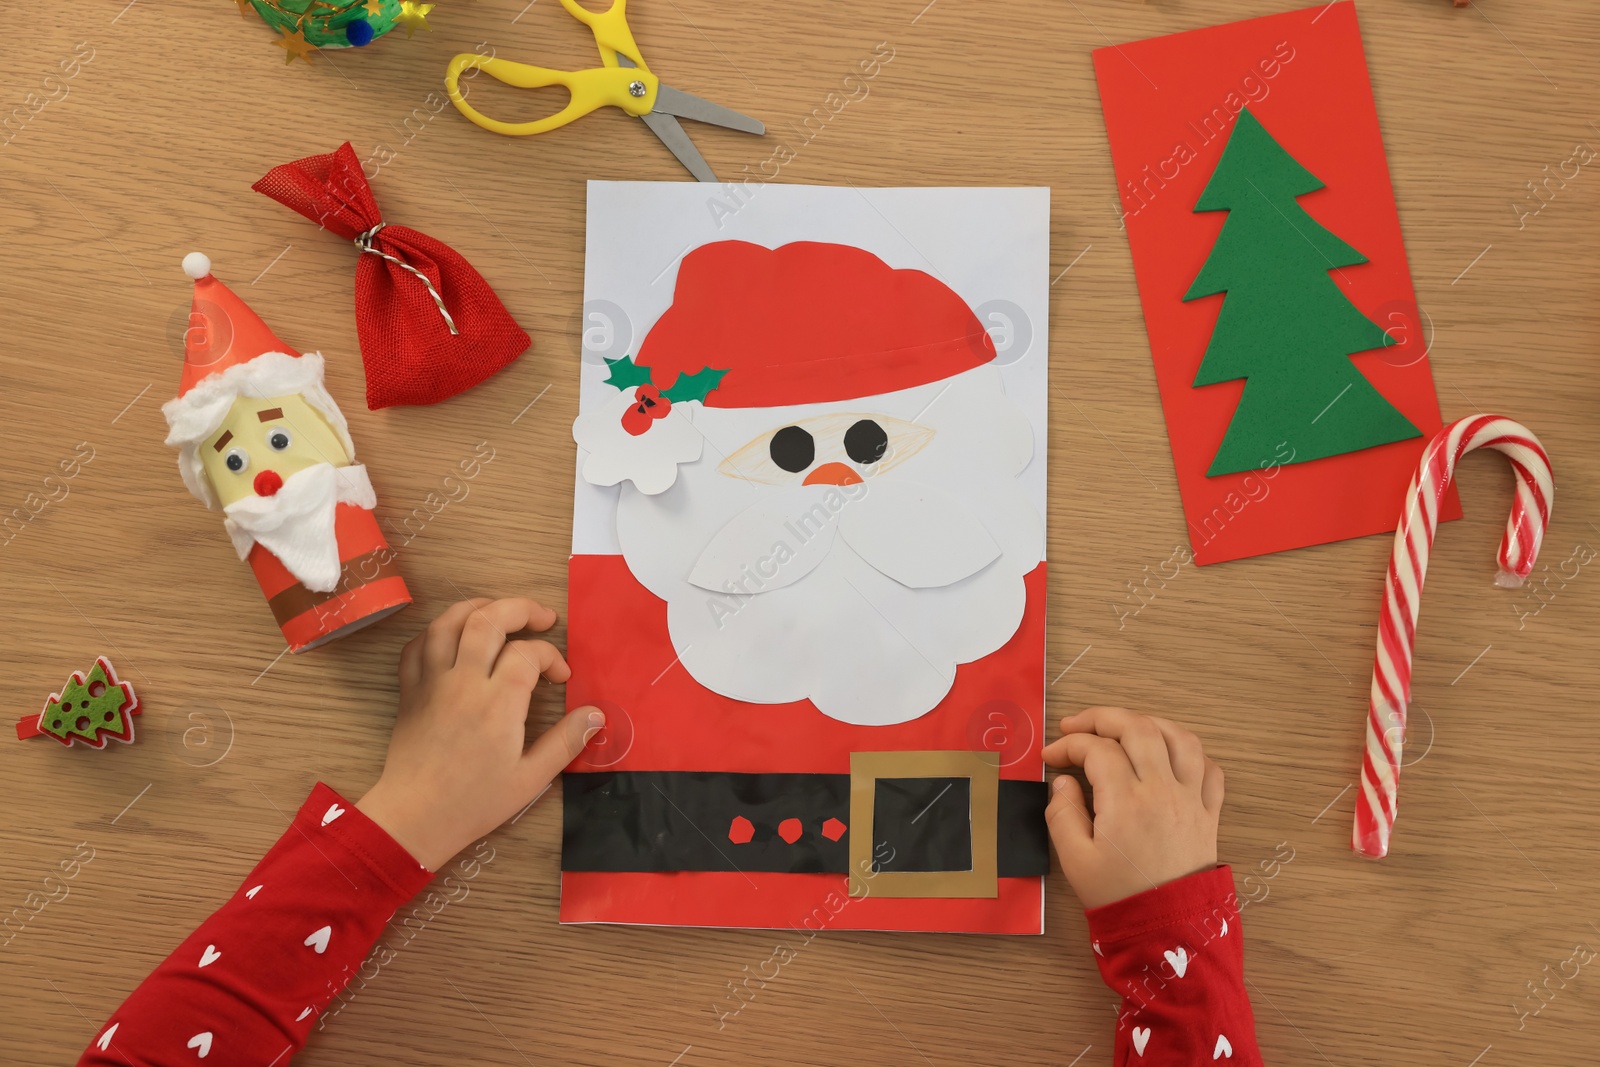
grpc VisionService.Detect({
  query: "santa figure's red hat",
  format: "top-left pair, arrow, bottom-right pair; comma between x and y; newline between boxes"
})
162,252 -> 355,508
637,240 -> 997,407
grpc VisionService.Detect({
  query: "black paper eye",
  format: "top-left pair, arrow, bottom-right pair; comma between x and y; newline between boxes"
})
769,426 -> 815,473
267,428 -> 292,452
224,448 -> 249,473
844,419 -> 888,465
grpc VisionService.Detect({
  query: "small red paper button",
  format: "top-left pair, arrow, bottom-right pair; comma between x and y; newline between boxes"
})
777,818 -> 803,844
728,816 -> 755,844
821,817 -> 847,841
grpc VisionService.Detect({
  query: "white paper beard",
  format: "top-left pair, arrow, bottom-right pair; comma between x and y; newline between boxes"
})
615,366 -> 1043,726
223,464 -> 376,593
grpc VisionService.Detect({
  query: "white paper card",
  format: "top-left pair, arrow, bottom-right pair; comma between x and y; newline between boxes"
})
573,183 -> 1048,726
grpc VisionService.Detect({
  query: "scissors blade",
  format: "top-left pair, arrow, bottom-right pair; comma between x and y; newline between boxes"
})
638,110 -> 719,183
615,56 -> 764,135
651,84 -> 765,136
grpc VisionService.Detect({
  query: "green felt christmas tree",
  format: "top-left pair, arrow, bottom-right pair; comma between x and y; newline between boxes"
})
1183,108 -> 1421,477
38,658 -> 137,747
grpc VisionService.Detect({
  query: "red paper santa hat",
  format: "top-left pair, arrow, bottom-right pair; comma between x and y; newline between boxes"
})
636,241 -> 997,407
163,252 -> 356,509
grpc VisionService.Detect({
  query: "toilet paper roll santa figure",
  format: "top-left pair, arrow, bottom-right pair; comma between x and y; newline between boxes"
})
162,253 -> 411,652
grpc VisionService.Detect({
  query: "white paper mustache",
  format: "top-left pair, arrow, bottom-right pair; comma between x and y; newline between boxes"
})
687,478 -> 1000,595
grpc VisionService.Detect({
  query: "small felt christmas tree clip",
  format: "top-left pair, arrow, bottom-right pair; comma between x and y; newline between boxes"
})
15,657 -> 140,749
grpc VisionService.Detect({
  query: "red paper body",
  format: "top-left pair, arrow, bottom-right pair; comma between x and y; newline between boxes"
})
561,554 -> 1046,934
247,503 -> 410,652
1092,1 -> 1458,565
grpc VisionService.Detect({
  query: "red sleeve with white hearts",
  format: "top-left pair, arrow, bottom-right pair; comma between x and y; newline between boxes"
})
1084,865 -> 1264,1066
78,783 -> 432,1066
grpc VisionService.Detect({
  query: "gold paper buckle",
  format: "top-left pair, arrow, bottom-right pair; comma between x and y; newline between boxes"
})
847,750 -> 999,899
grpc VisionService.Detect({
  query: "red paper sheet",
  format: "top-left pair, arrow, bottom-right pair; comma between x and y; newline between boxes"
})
562,555 -> 1046,933
1093,1 -> 1458,565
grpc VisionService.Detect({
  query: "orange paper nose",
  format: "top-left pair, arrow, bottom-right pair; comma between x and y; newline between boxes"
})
254,470 -> 284,497
802,461 -> 863,487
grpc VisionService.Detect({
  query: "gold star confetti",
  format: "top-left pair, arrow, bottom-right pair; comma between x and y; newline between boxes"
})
274,24 -> 318,64
395,1 -> 434,38
364,0 -> 383,15
235,0 -> 256,16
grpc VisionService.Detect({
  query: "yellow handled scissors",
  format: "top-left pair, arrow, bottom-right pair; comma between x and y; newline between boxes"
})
444,0 -> 764,183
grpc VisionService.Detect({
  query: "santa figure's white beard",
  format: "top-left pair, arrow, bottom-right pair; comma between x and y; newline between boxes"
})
616,366 -> 1043,727
223,463 -> 376,593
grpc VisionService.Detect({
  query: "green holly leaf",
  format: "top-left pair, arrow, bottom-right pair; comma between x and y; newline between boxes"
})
662,366 -> 728,404
603,356 -> 655,392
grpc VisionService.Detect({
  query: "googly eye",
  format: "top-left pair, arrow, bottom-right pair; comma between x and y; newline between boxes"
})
267,428 -> 292,452
224,448 -> 249,474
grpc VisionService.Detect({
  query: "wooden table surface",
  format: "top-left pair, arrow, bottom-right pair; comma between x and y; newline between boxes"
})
3,1 -> 1597,1064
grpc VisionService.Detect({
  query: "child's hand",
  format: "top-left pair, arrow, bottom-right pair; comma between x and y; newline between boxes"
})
356,597 -> 604,871
1041,706 -> 1224,908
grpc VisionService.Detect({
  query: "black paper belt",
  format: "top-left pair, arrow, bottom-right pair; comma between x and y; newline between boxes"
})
562,769 -> 1050,878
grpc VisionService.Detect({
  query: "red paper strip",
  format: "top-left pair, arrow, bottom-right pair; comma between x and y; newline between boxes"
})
1093,1 -> 1458,564
560,870 -> 1044,934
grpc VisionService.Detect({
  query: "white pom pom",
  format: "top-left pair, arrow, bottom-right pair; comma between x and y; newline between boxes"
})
182,252 -> 212,280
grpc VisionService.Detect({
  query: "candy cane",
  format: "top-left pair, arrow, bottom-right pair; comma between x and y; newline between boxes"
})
1354,415 -> 1554,859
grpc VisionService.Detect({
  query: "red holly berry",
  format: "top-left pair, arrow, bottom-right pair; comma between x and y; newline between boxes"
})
621,404 -> 652,436
620,384 -> 672,436
637,384 -> 672,418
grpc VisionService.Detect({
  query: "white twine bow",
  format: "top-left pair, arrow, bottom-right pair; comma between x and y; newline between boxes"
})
354,223 -> 460,336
